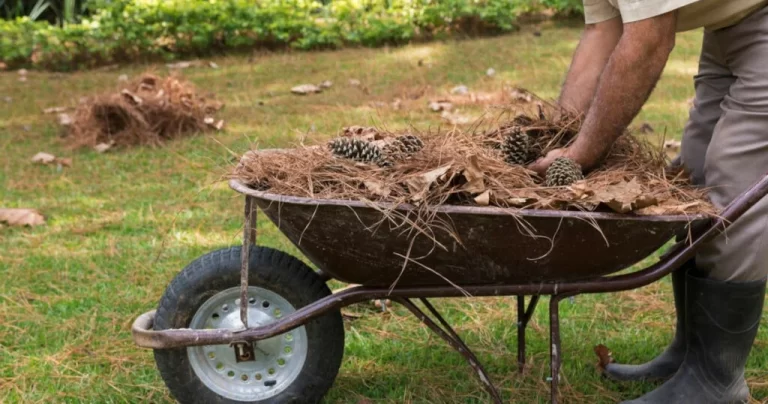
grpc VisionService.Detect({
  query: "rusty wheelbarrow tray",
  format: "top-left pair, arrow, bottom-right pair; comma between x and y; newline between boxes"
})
133,171 -> 768,404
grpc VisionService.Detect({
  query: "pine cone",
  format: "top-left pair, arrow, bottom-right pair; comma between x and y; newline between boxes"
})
394,134 -> 424,154
545,157 -> 583,187
501,127 -> 530,165
328,138 -> 382,163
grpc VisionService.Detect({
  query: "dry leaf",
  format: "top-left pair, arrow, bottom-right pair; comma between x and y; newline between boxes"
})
120,89 -> 143,105
291,84 -> 322,95
3,96 -> 11,103
462,155 -> 485,194
428,100 -> 452,112
18,68 -> 28,76
43,106 -> 68,114
0,208 -> 45,227
319,80 -> 333,89
94,142 -> 114,153
214,120 -> 225,130
31,152 -> 56,164
391,98 -> 402,110
166,60 -> 202,69
486,67 -> 496,77
639,122 -> 655,134
348,79 -> 361,86
364,180 -> 391,197
510,88 -> 533,103
594,344 -> 614,372
475,190 -> 491,206
57,113 -> 73,126
208,61 -> 220,69
0,62 -> 6,71
406,164 -> 452,203
341,310 -> 363,320
57,158 -> 73,167
441,111 -> 472,125
451,85 -> 469,95
117,74 -> 129,82
591,178 -> 658,213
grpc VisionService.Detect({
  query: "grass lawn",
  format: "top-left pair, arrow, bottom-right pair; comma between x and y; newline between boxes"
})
1,20 -> 766,403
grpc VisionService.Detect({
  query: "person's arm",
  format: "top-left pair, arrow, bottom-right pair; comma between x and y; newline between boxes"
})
559,17 -> 623,115
530,11 -> 677,174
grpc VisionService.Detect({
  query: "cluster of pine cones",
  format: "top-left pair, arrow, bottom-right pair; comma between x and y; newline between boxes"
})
500,126 -> 583,187
328,134 -> 424,167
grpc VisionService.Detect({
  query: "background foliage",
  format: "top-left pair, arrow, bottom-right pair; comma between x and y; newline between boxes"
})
0,0 -> 584,70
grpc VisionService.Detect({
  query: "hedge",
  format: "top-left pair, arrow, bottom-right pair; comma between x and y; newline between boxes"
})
0,0 -> 583,71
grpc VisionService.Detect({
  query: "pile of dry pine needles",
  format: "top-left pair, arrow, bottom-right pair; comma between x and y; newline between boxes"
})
64,73 -> 224,149
232,96 -> 714,217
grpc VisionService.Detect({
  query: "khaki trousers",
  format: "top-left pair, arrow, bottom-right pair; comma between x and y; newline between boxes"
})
681,6 -> 768,281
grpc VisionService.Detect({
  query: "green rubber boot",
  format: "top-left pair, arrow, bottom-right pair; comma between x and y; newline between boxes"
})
620,273 -> 766,404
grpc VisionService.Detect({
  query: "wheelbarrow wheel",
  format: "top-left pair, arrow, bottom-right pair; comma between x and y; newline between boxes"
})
152,246 -> 344,404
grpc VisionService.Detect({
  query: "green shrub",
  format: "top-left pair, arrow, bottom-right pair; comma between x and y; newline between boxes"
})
0,0 -> 580,71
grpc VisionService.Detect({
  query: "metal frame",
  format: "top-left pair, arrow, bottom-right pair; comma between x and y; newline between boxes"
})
133,173 -> 768,404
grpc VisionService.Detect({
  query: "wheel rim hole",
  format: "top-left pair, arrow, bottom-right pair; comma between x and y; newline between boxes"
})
208,352 -> 216,359
227,370 -> 235,378
262,301 -> 270,309
254,373 -> 262,381
285,334 -> 293,342
216,362 -> 224,370
212,313 -> 219,319
222,304 -> 229,312
268,368 -> 276,375
241,374 -> 248,382
274,308 -> 282,318
277,358 -> 286,367
248,297 -> 256,305
284,346 -> 292,354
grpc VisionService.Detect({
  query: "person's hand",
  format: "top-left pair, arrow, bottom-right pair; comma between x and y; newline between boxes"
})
527,148 -> 569,177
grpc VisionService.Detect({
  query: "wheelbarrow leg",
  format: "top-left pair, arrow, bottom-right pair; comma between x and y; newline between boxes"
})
549,295 -> 570,404
240,195 -> 257,328
396,298 -> 504,404
517,295 -> 540,373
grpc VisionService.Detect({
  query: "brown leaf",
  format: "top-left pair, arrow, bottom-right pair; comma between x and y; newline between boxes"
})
594,344 -> 614,372
406,164 -> 452,203
341,310 -> 363,320
441,111 -> 472,125
592,178 -> 657,213
318,80 -> 333,89
94,142 -> 114,153
639,122 -> 655,134
57,158 -> 73,167
166,60 -> 203,69
291,84 -> 322,95
0,208 -> 45,227
474,190 -> 491,206
57,113 -> 73,126
461,155 -> 485,194
364,180 -> 392,197
208,61 -> 220,69
0,62 -> 6,71
510,88 -> 533,103
428,100 -> 452,112
31,152 -> 56,164
348,79 -> 361,87
43,106 -> 68,114
120,89 -> 143,105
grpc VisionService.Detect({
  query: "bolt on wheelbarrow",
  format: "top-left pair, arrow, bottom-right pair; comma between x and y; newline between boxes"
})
132,160 -> 768,403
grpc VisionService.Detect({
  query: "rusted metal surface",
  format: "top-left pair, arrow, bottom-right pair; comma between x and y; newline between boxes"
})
230,179 -> 708,287
396,298 -> 503,404
230,341 -> 256,363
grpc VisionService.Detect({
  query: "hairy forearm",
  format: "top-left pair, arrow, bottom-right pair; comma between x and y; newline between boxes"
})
568,14 -> 676,169
559,19 -> 622,115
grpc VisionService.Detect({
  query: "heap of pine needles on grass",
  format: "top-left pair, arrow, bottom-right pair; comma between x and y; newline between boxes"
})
232,100 -> 713,217
65,73 -> 224,149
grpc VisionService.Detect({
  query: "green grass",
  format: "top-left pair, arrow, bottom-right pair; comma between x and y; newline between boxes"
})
1,21 -> 766,403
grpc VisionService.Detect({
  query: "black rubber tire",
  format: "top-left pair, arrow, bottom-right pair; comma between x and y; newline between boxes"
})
153,246 -> 344,404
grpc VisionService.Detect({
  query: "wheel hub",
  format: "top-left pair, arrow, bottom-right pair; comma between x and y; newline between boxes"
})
187,286 -> 308,402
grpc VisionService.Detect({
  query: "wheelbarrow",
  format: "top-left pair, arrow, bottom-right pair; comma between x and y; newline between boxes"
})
131,155 -> 768,403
